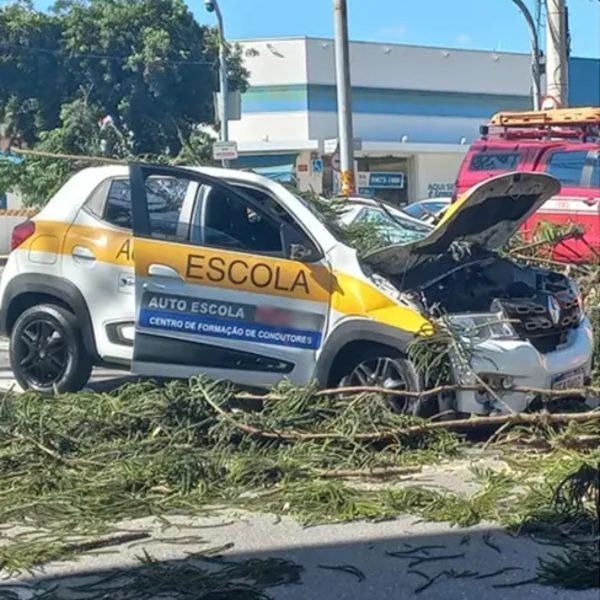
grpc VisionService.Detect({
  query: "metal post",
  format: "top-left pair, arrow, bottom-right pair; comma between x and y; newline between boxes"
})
206,0 -> 229,166
333,0 -> 355,196
546,0 -> 569,107
509,0 -> 542,110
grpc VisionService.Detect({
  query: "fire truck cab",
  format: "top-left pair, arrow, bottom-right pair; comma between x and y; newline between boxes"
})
454,107 -> 600,261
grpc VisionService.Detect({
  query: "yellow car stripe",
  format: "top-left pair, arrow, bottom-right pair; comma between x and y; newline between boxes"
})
332,272 -> 432,334
23,221 -> 432,333
134,237 -> 333,302
20,221 -> 133,266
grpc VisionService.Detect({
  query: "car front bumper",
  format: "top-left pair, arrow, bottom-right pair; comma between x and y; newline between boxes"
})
452,316 -> 594,414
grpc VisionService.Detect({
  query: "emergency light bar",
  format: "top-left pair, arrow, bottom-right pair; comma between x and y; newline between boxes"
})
484,107 -> 600,143
490,107 -> 600,128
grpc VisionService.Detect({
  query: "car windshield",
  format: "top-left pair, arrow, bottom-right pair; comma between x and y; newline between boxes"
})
285,190 -> 432,247
353,206 -> 431,245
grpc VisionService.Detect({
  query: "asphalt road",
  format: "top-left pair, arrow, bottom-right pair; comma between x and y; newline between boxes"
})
2,511 -> 596,600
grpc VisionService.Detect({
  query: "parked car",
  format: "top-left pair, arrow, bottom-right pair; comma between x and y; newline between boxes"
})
454,107 -> 600,261
0,166 -> 593,417
335,196 -> 434,244
403,198 -> 451,224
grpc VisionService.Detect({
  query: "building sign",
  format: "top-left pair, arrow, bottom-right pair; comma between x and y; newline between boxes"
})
212,141 -> 239,161
357,171 -> 405,195
427,182 -> 455,198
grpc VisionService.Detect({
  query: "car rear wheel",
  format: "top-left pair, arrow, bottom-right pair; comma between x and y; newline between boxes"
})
337,349 -> 432,416
10,304 -> 93,394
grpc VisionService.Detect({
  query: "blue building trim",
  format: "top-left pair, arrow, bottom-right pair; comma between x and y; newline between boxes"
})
232,153 -> 298,168
241,84 -> 531,118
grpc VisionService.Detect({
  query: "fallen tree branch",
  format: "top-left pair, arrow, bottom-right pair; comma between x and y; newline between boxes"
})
316,465 -> 422,479
204,388 -> 600,442
238,383 -> 600,403
10,147 -> 127,165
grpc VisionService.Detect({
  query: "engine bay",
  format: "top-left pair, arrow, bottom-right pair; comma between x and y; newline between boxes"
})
393,252 -> 581,352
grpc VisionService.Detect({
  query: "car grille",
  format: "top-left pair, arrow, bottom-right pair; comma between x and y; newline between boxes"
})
495,291 -> 581,353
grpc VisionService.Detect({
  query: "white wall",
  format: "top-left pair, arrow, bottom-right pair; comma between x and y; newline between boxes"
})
237,37 -> 533,95
413,153 -> 467,200
236,38 -> 308,85
305,38 -> 532,95
229,112 -> 309,144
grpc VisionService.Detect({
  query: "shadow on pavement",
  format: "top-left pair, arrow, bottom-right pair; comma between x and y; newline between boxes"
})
6,516 -> 591,600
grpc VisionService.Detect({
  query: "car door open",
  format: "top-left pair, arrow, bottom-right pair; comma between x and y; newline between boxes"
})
129,163 -> 332,387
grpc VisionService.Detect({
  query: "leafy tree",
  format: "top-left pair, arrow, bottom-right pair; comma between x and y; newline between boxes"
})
0,94 -> 132,206
0,1 -> 67,145
0,0 -> 248,204
54,0 -> 247,155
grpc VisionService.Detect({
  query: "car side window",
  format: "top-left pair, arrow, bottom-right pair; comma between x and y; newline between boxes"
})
545,151 -> 588,187
200,184 -> 284,254
469,153 -> 520,171
86,177 -> 196,240
104,179 -> 133,229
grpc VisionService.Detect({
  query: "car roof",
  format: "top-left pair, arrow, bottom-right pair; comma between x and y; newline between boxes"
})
338,196 -> 433,227
414,197 -> 451,205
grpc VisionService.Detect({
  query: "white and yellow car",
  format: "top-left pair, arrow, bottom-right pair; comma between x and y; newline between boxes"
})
0,165 -> 593,415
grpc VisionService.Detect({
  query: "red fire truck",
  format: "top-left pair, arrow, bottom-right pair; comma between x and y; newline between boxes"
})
454,107 -> 600,261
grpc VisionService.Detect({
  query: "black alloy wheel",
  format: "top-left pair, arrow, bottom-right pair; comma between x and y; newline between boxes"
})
10,304 -> 93,394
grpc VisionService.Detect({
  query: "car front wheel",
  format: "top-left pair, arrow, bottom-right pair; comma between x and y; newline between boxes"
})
10,304 -> 93,394
337,349 -> 433,416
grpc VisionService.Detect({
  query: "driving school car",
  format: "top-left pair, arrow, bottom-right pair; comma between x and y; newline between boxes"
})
0,165 -> 593,415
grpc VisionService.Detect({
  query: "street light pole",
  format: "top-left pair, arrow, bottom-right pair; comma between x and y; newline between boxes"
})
205,0 -> 229,166
546,0 -> 569,106
509,0 -> 542,110
333,0 -> 355,196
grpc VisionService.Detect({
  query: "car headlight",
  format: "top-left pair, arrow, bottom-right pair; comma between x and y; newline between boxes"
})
369,273 -> 403,301
448,312 -> 518,343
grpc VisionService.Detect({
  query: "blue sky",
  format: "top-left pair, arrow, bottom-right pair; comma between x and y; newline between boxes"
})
28,0 -> 600,58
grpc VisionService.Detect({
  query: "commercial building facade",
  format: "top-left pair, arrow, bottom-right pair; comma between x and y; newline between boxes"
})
229,37 -> 599,204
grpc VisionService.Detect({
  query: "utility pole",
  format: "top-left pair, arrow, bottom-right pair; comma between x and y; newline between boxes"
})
546,0 -> 569,107
205,0 -> 229,165
333,0 -> 355,196
509,0 -> 542,110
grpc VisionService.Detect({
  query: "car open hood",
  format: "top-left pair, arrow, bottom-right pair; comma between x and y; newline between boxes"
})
363,172 -> 560,277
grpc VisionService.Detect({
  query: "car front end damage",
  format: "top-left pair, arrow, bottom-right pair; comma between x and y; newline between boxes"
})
361,172 -> 595,415
450,315 -> 594,414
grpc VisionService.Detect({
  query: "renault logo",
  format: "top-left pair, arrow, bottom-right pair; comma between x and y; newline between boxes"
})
548,296 -> 561,325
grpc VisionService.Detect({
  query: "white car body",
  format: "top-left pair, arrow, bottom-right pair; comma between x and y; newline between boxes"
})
0,167 -> 593,414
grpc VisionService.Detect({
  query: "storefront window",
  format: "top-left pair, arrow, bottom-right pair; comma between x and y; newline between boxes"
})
355,157 -> 410,206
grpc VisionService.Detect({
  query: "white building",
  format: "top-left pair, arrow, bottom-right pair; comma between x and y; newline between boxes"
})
229,37 -> 538,203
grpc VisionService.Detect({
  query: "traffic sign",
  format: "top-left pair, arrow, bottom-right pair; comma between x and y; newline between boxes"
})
212,141 -> 238,161
324,138 -> 338,155
311,158 -> 323,174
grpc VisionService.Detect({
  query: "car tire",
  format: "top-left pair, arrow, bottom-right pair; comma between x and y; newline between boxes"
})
10,304 -> 93,394
336,347 -> 435,416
